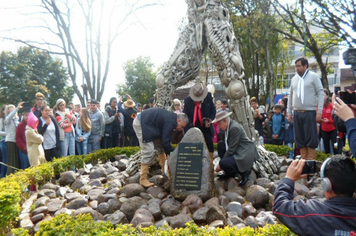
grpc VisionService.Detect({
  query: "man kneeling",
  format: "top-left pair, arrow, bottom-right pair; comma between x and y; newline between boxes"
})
213,111 -> 260,185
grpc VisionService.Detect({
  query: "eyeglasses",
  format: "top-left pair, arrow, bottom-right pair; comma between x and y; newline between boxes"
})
174,104 -> 180,106
59,104 -> 65,107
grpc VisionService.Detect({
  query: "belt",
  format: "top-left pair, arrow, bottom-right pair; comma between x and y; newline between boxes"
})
294,110 -> 312,113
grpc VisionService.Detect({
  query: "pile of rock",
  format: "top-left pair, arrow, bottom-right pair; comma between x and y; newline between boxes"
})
18,155 -> 324,234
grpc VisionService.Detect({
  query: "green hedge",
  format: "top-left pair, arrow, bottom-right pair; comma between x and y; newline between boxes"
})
11,214 -> 296,236
1,144 -> 316,234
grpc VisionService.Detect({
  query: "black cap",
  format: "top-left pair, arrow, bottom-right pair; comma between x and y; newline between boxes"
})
23,103 -> 32,113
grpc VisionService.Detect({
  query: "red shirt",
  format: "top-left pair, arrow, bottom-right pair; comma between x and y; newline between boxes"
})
321,103 -> 336,132
16,121 -> 27,153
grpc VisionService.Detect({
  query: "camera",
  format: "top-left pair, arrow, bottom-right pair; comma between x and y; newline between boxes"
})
339,91 -> 356,105
301,160 -> 317,174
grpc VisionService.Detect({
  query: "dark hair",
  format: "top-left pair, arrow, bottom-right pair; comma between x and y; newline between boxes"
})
137,103 -> 142,107
324,89 -> 330,107
221,100 -> 228,104
143,104 -> 150,110
295,57 -> 309,68
325,157 -> 356,197
149,98 -> 154,103
109,97 -> 117,106
40,105 -> 50,112
282,98 -> 288,108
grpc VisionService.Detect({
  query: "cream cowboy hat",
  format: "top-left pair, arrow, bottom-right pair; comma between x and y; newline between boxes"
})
212,111 -> 233,123
124,99 -> 135,108
189,82 -> 208,102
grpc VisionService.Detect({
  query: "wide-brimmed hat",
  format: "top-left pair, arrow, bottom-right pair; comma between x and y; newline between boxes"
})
212,111 -> 233,123
124,99 -> 135,108
189,82 -> 208,102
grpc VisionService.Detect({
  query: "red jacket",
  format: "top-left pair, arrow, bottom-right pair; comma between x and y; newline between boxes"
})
321,103 -> 336,132
16,121 -> 27,154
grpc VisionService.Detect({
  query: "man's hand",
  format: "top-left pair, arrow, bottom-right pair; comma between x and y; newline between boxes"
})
285,159 -> 307,182
316,113 -> 322,123
288,114 -> 293,123
115,112 -> 120,118
334,97 -> 356,122
98,136 -> 102,142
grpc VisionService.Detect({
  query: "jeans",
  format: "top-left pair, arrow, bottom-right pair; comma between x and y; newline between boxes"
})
19,150 -> 30,169
87,134 -> 101,153
286,142 -> 294,159
61,132 -> 75,157
0,141 -> 6,177
76,139 -> 88,155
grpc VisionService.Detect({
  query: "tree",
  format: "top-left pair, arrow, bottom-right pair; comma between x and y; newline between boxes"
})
8,0 -> 158,106
272,0 -> 342,90
226,0 -> 289,105
307,0 -> 355,46
118,56 -> 157,105
0,46 -> 74,106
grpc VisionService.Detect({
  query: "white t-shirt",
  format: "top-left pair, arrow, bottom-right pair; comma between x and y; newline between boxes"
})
40,117 -> 56,150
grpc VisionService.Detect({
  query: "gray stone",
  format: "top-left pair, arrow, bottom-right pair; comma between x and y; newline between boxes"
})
120,196 -> 147,221
161,199 -> 180,216
19,217 -> 34,232
244,215 -> 258,229
169,128 -> 214,201
192,206 -> 208,224
147,186 -> 164,198
108,179 -> 122,188
98,194 -> 116,204
223,191 -> 245,204
31,213 -> 44,224
106,210 -> 128,225
37,189 -> 56,199
42,183 -> 59,191
47,199 -> 66,213
140,192 -> 153,200
89,179 -> 102,187
206,205 -> 226,225
225,202 -> 242,218
71,178 -> 87,191
149,175 -> 169,188
34,196 -> 50,207
127,172 -> 140,184
59,171 -> 76,185
295,182 -> 309,195
131,208 -> 154,227
148,202 -> 161,220
255,211 -> 278,227
107,187 -> 120,195
242,202 -> 257,219
208,220 -> 224,228
256,178 -> 271,188
73,207 -> 104,221
107,166 -> 119,175
227,214 -> 244,226
89,167 -> 107,179
120,183 -> 145,198
56,187 -> 68,197
31,206 -> 49,216
307,187 -> 324,198
265,182 -> 277,195
64,192 -> 82,203
54,208 -> 74,216
155,219 -> 169,228
66,198 -> 88,210
236,223 -> 246,229
108,198 -> 122,212
225,178 -> 240,191
279,165 -> 289,173
218,195 -> 229,208
181,194 -> 204,214
89,200 -> 98,209
167,214 -> 193,229
97,202 -> 111,215
148,198 -> 161,205
204,197 -> 220,208
245,185 -> 269,208
87,188 -> 106,201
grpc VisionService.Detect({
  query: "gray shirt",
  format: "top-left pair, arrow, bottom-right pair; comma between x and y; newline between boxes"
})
287,70 -> 324,114
89,109 -> 105,136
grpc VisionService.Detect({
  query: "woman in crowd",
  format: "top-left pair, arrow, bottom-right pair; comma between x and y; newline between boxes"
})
171,99 -> 184,144
5,102 -> 23,175
15,110 -> 31,169
75,108 -> 91,155
54,99 -> 76,157
0,105 -> 7,177
321,89 -> 338,154
25,112 -> 46,166
38,105 -> 61,161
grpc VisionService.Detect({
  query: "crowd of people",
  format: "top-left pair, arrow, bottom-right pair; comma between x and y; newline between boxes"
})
0,92 -> 152,177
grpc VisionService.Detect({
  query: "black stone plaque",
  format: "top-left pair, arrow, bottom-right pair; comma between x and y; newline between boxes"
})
174,142 -> 203,190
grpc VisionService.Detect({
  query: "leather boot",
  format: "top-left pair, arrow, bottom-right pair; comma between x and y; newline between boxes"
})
239,169 -> 251,186
307,147 -> 316,160
300,147 -> 308,160
158,153 -> 166,173
140,164 -> 154,188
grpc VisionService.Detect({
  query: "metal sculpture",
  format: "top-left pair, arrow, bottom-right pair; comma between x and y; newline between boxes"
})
155,0 -> 256,140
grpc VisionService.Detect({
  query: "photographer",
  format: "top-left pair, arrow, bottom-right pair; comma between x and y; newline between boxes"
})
334,96 -> 356,157
272,157 -> 356,235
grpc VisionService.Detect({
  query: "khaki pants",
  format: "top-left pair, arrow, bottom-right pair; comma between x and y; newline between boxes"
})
133,117 -> 163,165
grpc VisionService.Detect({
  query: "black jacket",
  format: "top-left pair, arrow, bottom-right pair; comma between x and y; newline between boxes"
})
273,178 -> 356,235
38,116 -> 61,150
183,92 -> 216,134
118,101 -> 137,137
140,108 -> 177,155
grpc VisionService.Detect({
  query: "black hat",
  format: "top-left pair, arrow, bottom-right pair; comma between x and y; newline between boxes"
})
23,103 -> 32,113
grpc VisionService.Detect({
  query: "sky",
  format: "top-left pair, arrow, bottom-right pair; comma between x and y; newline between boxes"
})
0,0 -> 187,108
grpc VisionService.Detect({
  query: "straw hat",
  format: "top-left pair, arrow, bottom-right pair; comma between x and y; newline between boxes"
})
189,82 -> 208,102
124,99 -> 135,108
212,111 -> 233,123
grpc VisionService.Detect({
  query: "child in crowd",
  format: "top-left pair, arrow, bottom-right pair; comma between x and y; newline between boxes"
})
264,110 -> 274,144
270,104 -> 285,145
25,112 -> 46,166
